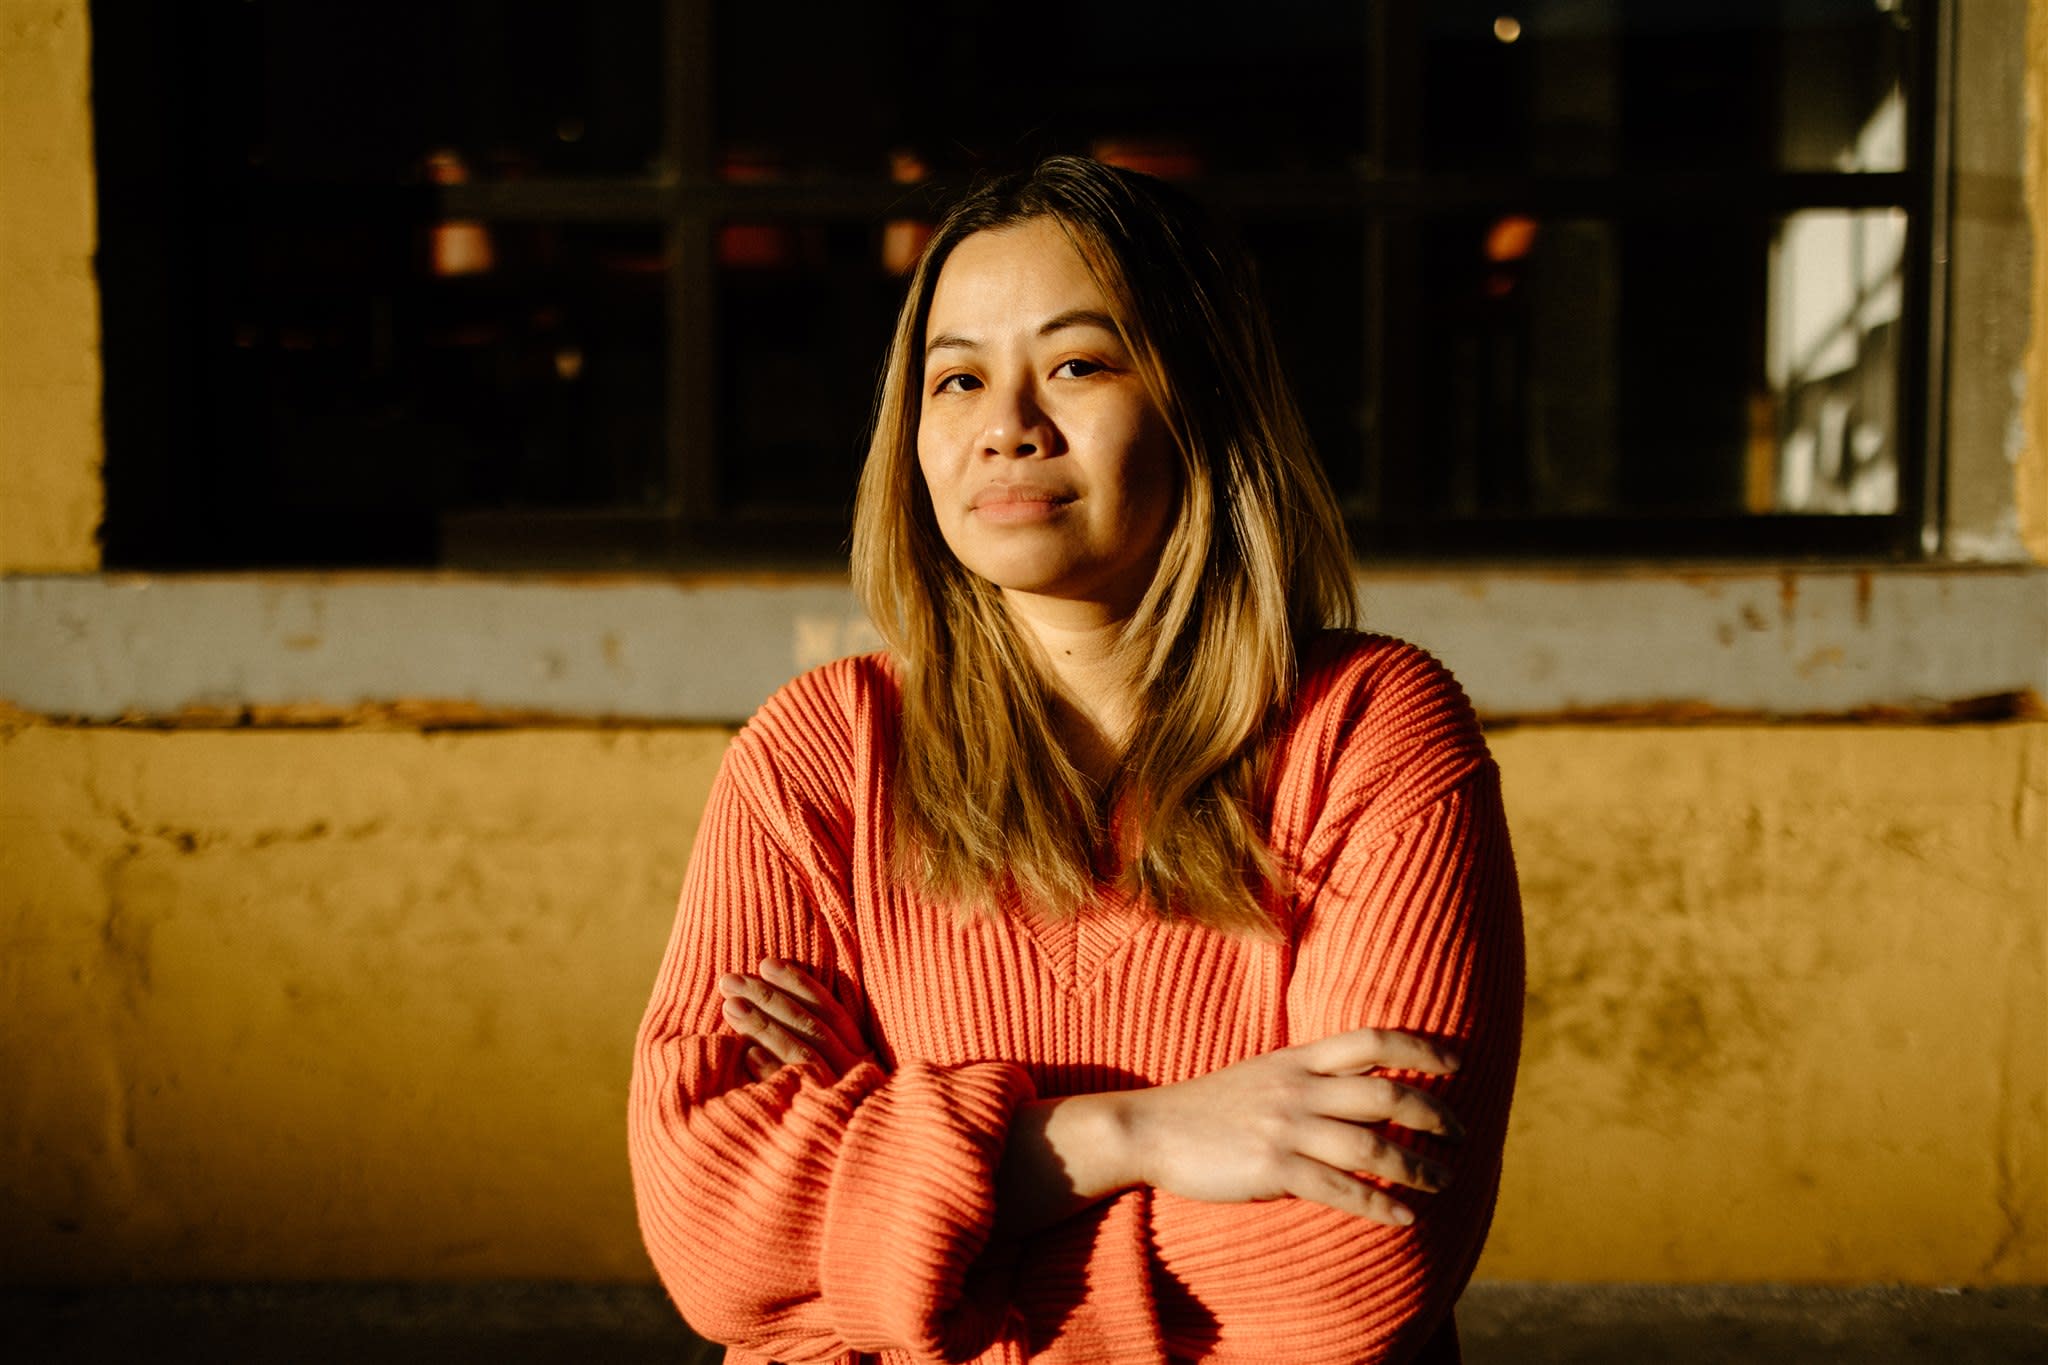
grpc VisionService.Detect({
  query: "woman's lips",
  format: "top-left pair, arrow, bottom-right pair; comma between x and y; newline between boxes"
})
970,485 -> 1075,524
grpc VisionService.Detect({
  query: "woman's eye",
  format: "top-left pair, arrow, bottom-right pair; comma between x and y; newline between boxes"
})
1054,358 -> 1105,379
933,372 -> 982,394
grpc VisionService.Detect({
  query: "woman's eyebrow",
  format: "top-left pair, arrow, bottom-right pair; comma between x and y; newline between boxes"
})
1038,308 -> 1118,339
925,309 -> 1122,360
924,309 -> 1121,363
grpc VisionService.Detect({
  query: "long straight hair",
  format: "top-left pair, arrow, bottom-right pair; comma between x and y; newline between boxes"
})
851,157 -> 1356,935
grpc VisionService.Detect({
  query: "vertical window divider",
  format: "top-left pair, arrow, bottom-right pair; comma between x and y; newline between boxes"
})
664,0 -> 717,531
1916,0 -> 1958,558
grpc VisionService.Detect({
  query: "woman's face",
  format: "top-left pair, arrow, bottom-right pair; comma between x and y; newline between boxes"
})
915,218 -> 1178,618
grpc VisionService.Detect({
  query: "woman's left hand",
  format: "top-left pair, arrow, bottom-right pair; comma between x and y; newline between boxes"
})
716,958 -> 874,1081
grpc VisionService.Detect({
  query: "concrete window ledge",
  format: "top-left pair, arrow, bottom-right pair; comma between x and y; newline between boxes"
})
0,560 -> 2039,724
1,1282 -> 2042,1364
2,565 -> 2044,726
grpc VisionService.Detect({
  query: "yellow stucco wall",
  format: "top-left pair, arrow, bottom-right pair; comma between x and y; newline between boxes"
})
2025,0 -> 2048,558
3,718 -> 2043,1284
0,724 -> 731,1281
1483,722 -> 2046,1284
0,0 -> 101,573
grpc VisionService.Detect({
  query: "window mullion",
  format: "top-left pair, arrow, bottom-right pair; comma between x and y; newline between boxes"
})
665,0 -> 716,526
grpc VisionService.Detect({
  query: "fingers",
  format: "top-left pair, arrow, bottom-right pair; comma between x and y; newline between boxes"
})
1301,1027 -> 1462,1079
757,959 -> 869,1060
1294,1115 -> 1452,1196
716,960 -> 867,1075
721,992 -> 827,1069
1313,1073 -> 1465,1143
1279,1154 -> 1423,1228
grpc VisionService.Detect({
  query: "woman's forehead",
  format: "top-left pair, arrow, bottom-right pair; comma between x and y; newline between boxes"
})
923,223 -> 1145,366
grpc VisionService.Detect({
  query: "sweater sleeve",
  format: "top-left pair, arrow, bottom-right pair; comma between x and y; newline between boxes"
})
1148,647 -> 1525,1364
628,694 -> 1039,1363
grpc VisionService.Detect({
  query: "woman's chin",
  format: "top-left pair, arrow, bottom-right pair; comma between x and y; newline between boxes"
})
990,571 -> 1161,622
942,534 -> 1157,614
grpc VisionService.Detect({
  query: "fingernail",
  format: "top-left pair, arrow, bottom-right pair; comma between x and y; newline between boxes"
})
721,997 -> 753,1017
1440,1051 -> 1463,1072
760,957 -> 782,975
1391,1205 -> 1415,1227
717,973 -> 744,995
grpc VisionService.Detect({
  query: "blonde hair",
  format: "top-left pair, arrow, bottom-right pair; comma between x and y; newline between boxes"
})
851,157 -> 1356,935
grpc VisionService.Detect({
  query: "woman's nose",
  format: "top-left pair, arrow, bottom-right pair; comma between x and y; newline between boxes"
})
980,377 -> 1052,457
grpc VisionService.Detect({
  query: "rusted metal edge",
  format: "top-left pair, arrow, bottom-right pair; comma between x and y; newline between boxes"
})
6,691 -> 2041,735
1479,689 -> 2046,730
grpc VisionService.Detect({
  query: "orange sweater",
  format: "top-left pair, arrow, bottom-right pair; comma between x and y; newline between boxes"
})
629,635 -> 1523,1365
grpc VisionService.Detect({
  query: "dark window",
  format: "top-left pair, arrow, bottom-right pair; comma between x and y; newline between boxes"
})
94,0 -> 1941,569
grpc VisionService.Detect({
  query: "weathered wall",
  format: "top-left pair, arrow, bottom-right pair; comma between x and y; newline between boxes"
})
0,0 -> 101,573
2024,0 -> 2048,558
2,719 -> 2041,1283
1482,721 -> 2045,1283
1952,0 -> 2034,559
0,723 -> 729,1281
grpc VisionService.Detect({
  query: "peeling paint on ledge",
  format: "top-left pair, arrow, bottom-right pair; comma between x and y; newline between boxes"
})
2,567 -> 2045,725
0,697 -> 707,733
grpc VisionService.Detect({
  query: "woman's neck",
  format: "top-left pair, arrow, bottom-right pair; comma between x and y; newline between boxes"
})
1000,591 -> 1147,788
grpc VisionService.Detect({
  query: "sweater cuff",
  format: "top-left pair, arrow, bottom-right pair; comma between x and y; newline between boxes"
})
819,1058 -> 1037,1359
1013,1189 -> 1167,1363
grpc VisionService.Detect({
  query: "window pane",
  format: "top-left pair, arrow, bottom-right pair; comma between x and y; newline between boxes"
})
1765,208 -> 1906,514
235,0 -> 663,185
1412,0 -> 1914,176
714,1 -> 1915,184
1236,222 -> 1373,514
101,213 -> 667,568
1264,210 -> 1903,530
419,224 -> 669,514
714,0 -> 1374,181
713,221 -> 906,515
94,3 -> 672,568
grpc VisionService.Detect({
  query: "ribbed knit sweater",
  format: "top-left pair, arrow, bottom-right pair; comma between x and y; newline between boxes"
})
629,633 -> 1523,1365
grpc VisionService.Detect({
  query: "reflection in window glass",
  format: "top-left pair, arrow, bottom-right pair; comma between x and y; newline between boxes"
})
1357,208 -> 1906,532
1766,208 -> 1906,514
713,0 -> 1914,185
715,0 -> 1376,181
247,0 -> 664,184
416,224 -> 670,513
714,221 -> 904,516
1416,0 -> 1909,176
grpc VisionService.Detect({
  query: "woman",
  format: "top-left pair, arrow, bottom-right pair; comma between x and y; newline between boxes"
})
629,157 -> 1522,1365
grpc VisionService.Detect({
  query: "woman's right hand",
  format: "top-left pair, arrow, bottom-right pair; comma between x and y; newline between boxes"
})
1121,1028 -> 1464,1227
716,958 -> 874,1082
